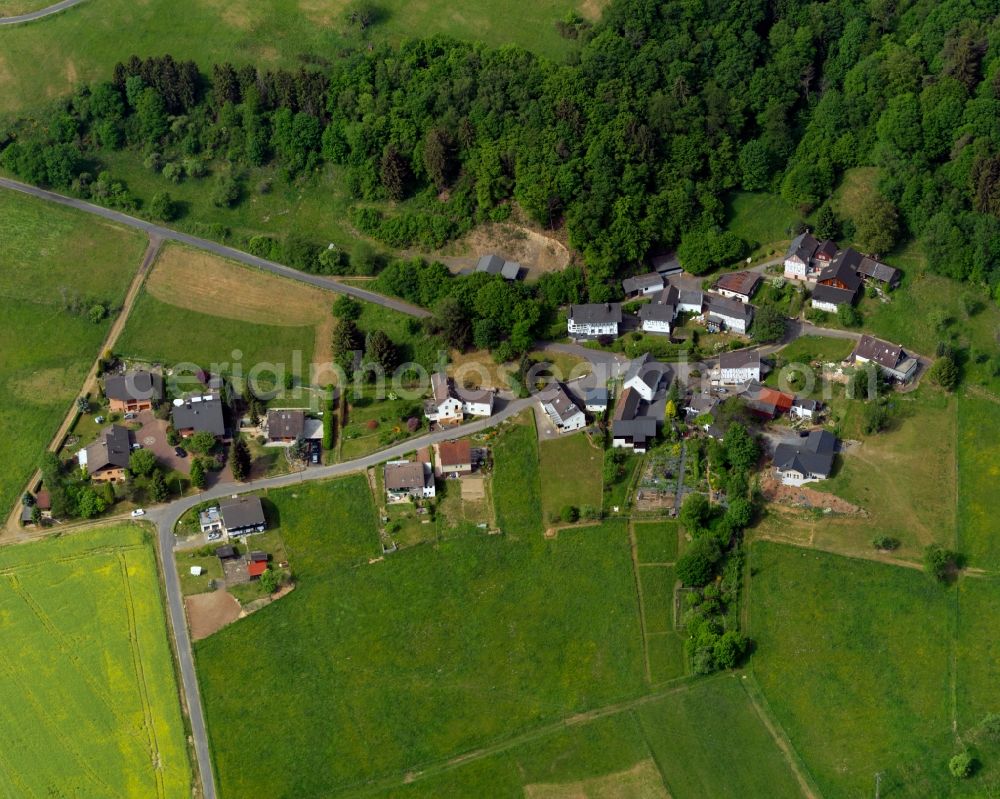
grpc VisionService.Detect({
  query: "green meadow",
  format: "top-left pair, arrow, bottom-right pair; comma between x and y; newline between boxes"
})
491,411 -> 544,537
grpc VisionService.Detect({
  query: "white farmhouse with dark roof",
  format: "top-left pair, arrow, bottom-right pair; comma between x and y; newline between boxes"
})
850,334 -> 919,382
622,272 -> 664,298
704,294 -> 754,334
567,303 -> 622,338
773,430 -> 837,486
718,349 -> 761,384
638,285 -> 678,335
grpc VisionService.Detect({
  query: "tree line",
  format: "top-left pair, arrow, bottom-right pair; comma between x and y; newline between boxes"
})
2,0 -> 1000,301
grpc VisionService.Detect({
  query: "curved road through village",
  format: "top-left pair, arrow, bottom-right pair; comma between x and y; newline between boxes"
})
0,176 -> 924,799
0,0 -> 86,25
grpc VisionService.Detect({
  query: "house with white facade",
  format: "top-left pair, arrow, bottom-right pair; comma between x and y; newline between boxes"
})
677,290 -> 704,315
704,294 -> 754,334
638,285 -> 678,335
718,349 -> 761,384
712,271 -> 762,303
773,430 -> 837,486
424,373 -> 495,425
539,382 -> 586,433
790,397 -> 821,419
567,303 -> 622,338
623,353 -> 669,401
850,334 -> 919,382
622,272 -> 664,298
384,460 -> 436,502
583,387 -> 609,413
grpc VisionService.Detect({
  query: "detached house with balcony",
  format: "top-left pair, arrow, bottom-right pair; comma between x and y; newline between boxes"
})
78,425 -> 133,483
810,249 -> 862,312
384,460 -> 436,502
424,373 -> 495,425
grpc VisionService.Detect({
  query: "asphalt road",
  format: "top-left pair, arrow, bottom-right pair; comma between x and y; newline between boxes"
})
0,178 -> 430,318
146,394 -> 534,799
0,0 -> 86,24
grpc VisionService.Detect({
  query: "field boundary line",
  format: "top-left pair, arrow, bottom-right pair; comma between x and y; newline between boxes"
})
2,234 -> 162,537
740,673 -> 823,799
344,676 -> 710,797
628,520 -> 653,684
118,551 -> 167,799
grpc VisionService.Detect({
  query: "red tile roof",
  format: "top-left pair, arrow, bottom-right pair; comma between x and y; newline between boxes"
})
438,439 -> 472,468
248,560 -> 268,578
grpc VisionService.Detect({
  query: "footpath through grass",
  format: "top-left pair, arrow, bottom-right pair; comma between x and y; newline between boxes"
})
196,476 -> 647,798
0,524 -> 192,796
749,542 -> 960,798
0,189 -> 145,514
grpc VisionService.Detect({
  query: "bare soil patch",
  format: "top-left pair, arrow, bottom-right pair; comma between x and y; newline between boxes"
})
461,476 -> 486,501
423,216 -> 572,278
524,759 -> 671,799
186,590 -> 241,640
145,243 -> 335,367
760,473 -> 864,515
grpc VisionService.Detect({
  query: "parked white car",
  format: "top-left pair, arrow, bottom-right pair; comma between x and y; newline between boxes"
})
130,508 -> 145,518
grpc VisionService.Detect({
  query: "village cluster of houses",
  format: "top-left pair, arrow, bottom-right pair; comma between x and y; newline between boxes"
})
567,267 -> 760,341
784,233 -> 901,312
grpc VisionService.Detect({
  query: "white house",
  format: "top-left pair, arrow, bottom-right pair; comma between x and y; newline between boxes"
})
790,397 -> 820,419
677,290 -> 704,315
424,373 -> 494,424
704,295 -> 754,335
583,387 -> 609,413
638,285 -> 678,335
850,334 -> 919,382
773,430 -> 837,486
712,271 -> 762,303
539,383 -> 586,433
810,284 -> 856,313
623,353 -> 669,401
567,303 -> 622,338
718,350 -> 761,384
384,461 -> 436,502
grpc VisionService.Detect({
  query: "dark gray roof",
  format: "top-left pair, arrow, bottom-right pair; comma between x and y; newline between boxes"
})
614,387 -> 642,421
624,353 -> 669,393
454,384 -> 495,406
584,387 -> 609,405
569,303 -> 622,324
539,382 -> 583,425
787,232 -> 819,262
104,371 -> 163,402
249,550 -> 268,563
220,496 -> 266,530
83,425 -> 132,473
267,409 -> 305,438
719,349 -> 760,370
852,334 -> 904,370
705,294 -> 753,323
686,393 -> 718,415
773,430 -> 837,477
622,272 -> 664,295
812,284 -> 857,306
612,417 -> 658,446
817,248 -> 863,291
857,257 -> 900,285
501,260 -> 521,280
793,397 -> 820,410
678,290 -> 704,308
215,545 -> 237,559
476,254 -> 504,274
172,395 -> 226,436
651,253 -> 681,274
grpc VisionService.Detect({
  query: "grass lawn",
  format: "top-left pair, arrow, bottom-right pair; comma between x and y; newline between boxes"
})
0,189 -> 145,515
755,386 -> 957,561
538,433 -> 603,523
638,566 -> 676,634
635,676 -> 806,799
0,0 -> 601,117
749,542 -> 957,798
957,395 -> 1000,570
0,524 -> 191,796
196,489 -> 646,798
724,191 -> 801,257
117,291 -> 316,376
646,632 -> 686,683
338,389 -> 429,461
774,334 -> 855,366
604,452 -> 642,514
491,410 -> 543,537
634,519 -> 679,563
828,166 -> 881,225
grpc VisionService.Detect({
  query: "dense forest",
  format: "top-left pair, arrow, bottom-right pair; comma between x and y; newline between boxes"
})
3,0 -> 1000,302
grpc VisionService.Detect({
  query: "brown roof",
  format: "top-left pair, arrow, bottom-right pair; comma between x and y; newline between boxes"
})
852,334 -> 904,370
267,409 -> 305,439
83,425 -> 132,474
713,271 -> 761,297
438,440 -> 472,469
35,490 -> 51,510
384,461 -> 429,491
613,387 -> 641,421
